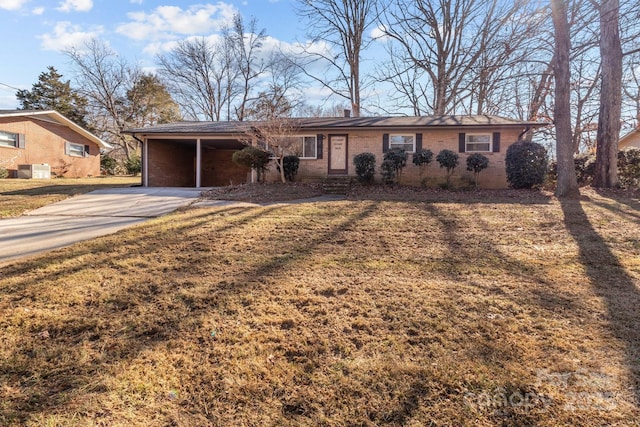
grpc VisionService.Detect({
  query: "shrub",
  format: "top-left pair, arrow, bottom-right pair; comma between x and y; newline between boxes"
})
232,146 -> 271,182
0,166 -> 8,179
412,149 -> 433,177
618,148 -> 640,188
353,152 -> 376,183
505,141 -> 548,189
124,154 -> 142,175
280,155 -> 300,181
100,154 -> 118,175
466,153 -> 489,188
436,149 -> 459,187
382,149 -> 408,184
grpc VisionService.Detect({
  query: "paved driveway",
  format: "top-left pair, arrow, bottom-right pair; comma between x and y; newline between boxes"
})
0,187 -> 202,264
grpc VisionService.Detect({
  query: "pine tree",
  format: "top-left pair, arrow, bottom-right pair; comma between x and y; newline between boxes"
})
16,66 -> 90,129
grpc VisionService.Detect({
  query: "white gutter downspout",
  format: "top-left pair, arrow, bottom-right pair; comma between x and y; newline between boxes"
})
143,138 -> 149,187
196,138 -> 202,188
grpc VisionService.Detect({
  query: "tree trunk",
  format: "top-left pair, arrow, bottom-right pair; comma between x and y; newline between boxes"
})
551,0 -> 579,197
593,0 -> 622,188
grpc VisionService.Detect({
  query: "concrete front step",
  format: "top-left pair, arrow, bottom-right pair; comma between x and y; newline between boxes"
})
323,176 -> 352,194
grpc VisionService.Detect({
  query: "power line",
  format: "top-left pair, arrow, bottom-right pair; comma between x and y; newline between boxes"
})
0,82 -> 21,92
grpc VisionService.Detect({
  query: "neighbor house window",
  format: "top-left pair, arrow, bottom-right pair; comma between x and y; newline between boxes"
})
0,131 -> 18,148
389,134 -> 415,152
465,134 -> 492,152
288,135 -> 317,159
66,142 -> 86,157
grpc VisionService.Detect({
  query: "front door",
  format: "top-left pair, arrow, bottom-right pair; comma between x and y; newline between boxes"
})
328,134 -> 348,174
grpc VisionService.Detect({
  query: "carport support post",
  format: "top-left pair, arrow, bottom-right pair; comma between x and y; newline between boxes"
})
196,138 -> 202,188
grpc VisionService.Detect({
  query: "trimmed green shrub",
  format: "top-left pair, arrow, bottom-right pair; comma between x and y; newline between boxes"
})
0,166 -> 8,179
466,153 -> 489,188
412,149 -> 433,177
232,146 -> 271,182
505,141 -> 548,189
125,154 -> 142,175
280,155 -> 300,181
382,149 -> 408,184
100,154 -> 118,175
436,149 -> 459,187
618,148 -> 640,188
353,152 -> 376,183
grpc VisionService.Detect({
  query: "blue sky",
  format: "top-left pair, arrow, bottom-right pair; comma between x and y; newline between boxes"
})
0,0 -> 318,109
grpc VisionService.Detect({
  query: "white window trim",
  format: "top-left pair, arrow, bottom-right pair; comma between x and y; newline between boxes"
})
465,133 -> 492,153
0,131 -> 18,148
263,135 -> 318,159
67,142 -> 86,157
389,134 -> 416,153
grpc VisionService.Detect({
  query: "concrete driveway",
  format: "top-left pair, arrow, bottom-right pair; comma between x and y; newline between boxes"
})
0,187 -> 202,264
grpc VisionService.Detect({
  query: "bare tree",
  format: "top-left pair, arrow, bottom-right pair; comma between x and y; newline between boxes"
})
551,0 -> 579,197
378,0 -> 537,116
593,0 -> 622,187
242,118 -> 301,183
158,37 -> 234,121
295,0 -> 378,117
66,39 -> 141,160
229,14 -> 268,121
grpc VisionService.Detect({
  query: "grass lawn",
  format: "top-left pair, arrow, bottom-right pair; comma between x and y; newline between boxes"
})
0,187 -> 639,426
0,176 -> 141,218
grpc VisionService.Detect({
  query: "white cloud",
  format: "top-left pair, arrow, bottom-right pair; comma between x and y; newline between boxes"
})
130,0 -> 143,4
57,0 -> 93,13
32,6 -> 44,15
38,21 -> 103,51
370,24 -> 389,41
0,0 -> 28,11
116,3 -> 237,42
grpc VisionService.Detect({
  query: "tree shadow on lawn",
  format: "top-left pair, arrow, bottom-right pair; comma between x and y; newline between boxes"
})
0,201 -> 383,424
560,197 -> 640,407
0,183 -> 138,197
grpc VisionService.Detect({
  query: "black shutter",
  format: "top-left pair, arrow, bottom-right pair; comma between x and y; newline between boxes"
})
316,134 -> 323,159
459,133 -> 466,153
492,132 -> 501,152
415,133 -> 423,152
17,134 -> 25,149
383,133 -> 389,153
84,145 -> 90,157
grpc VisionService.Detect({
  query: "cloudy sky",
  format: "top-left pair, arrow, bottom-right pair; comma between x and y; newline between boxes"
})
0,0 -> 330,109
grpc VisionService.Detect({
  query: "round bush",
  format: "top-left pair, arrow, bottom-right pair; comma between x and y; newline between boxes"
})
125,154 -> 142,175
466,153 -> 489,187
383,149 -> 408,183
0,166 -> 8,179
505,141 -> 548,189
353,152 -> 376,183
100,154 -> 118,175
282,155 -> 300,181
232,146 -> 271,182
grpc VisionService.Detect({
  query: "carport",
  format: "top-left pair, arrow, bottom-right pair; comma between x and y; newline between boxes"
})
141,136 -> 250,187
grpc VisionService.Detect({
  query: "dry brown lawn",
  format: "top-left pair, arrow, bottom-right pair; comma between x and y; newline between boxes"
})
0,176 -> 141,218
1,185 -> 639,426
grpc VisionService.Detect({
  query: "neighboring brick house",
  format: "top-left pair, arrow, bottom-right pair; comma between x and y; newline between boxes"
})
619,128 -> 640,149
0,110 -> 109,178
125,115 -> 545,188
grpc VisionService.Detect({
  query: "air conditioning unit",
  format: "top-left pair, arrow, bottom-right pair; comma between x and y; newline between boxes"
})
17,164 -> 51,179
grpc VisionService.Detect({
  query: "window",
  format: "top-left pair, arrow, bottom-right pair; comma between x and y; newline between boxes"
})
0,131 -> 18,148
66,142 -> 86,157
465,134 -> 491,152
389,134 -> 415,152
289,135 -> 318,159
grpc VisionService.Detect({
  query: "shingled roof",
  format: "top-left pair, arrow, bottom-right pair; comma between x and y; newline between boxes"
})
125,115 -> 546,136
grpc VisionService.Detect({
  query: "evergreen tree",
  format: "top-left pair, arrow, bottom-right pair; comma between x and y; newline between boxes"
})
16,66 -> 90,129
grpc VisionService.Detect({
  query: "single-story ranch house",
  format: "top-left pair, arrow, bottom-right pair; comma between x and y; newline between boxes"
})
125,115 -> 545,189
0,110 -> 109,178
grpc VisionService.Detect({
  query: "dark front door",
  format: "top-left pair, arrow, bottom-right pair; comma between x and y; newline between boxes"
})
328,134 -> 348,174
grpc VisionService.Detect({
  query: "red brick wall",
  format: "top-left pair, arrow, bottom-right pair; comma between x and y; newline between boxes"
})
0,117 -> 100,178
264,128 -> 527,189
147,140 -> 195,187
201,149 -> 249,186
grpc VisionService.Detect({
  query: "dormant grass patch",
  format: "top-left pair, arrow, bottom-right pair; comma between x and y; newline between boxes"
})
1,187 -> 639,426
0,176 -> 140,218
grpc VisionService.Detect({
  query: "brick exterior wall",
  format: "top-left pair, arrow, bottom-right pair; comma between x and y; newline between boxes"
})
146,140 -> 250,187
264,127 -> 525,189
0,117 -> 100,178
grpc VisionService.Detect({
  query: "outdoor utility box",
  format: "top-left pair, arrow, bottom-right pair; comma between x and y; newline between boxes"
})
17,164 -> 51,179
